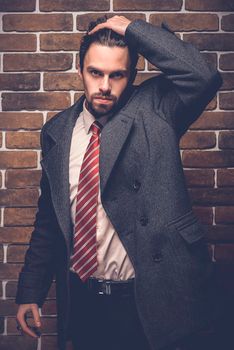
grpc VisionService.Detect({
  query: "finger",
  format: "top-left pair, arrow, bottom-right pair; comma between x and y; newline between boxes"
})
31,304 -> 41,328
88,22 -> 111,35
16,309 -> 39,338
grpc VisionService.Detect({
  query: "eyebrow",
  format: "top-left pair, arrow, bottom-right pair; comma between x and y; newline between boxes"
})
86,66 -> 128,74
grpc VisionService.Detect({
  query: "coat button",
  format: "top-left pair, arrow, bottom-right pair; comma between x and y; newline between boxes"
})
152,253 -> 163,263
140,216 -> 148,226
133,180 -> 141,191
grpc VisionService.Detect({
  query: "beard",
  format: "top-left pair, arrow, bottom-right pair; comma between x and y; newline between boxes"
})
85,93 -> 119,119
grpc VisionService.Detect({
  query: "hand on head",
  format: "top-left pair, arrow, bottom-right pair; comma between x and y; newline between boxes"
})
88,15 -> 131,36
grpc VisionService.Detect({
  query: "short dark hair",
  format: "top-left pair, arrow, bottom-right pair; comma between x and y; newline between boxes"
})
79,16 -> 138,73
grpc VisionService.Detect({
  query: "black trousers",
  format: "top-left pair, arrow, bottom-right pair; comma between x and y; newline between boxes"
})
69,271 -> 151,350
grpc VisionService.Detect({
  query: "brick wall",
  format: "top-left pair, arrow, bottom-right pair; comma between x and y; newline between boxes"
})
0,0 -> 234,349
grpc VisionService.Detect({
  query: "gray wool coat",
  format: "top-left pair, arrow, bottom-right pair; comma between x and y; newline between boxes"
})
16,19 -> 222,350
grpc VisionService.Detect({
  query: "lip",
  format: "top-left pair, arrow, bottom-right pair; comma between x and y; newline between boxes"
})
94,98 -> 113,103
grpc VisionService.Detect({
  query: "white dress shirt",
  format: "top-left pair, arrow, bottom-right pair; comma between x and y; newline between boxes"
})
69,101 -> 135,280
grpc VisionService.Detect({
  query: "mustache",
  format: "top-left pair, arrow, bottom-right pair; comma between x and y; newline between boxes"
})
92,94 -> 116,101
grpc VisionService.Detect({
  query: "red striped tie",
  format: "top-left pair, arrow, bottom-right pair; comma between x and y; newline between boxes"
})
71,121 -> 102,282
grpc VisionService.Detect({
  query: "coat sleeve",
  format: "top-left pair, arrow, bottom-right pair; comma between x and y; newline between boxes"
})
15,127 -> 57,307
125,19 -> 222,137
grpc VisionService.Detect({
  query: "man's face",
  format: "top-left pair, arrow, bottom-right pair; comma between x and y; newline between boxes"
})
79,43 -> 132,118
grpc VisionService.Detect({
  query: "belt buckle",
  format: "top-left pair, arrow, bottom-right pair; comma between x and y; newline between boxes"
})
99,280 -> 111,295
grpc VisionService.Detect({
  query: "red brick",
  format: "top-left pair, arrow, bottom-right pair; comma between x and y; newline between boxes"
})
40,33 -> 82,51
220,92 -> 234,110
44,73 -> 83,91
220,73 -> 234,91
47,283 -> 56,299
216,207 -> 234,224
0,34 -> 36,52
217,169 -> 234,187
0,263 -> 22,279
219,131 -> 234,149
0,73 -> 40,91
185,0 -> 234,11
0,300 -> 18,316
183,33 -> 234,51
46,112 -> 60,122
3,14 -> 73,32
77,13 -> 146,31
74,93 -> 85,103
205,96 -> 217,111
184,169 -> 214,188
192,206 -> 213,225
0,112 -> 43,131
6,131 -> 40,149
214,244 -> 234,262
202,53 -> 217,70
0,151 -> 37,169
2,92 -> 71,111
7,244 -> 28,263
4,207 -> 37,226
3,53 -> 73,72
0,227 -> 32,243
0,0 -> 35,12
221,14 -> 234,32
0,244 -> 3,262
180,131 -> 216,149
0,132 -> 2,147
6,281 -> 21,298
40,0 -> 109,11
220,53 -> 234,71
0,189 -> 38,206
5,282 -> 17,298
149,13 -> 218,31
191,112 -> 234,130
6,169 -> 41,188
0,335 -> 37,350
134,72 -> 158,85
113,0 -> 182,11
182,150 -> 234,168
206,225 -> 234,243
189,188 -> 234,206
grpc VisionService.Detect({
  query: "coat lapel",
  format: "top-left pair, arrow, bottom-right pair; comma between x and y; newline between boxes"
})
100,112 -> 134,194
40,97 -> 84,246
40,95 -> 135,245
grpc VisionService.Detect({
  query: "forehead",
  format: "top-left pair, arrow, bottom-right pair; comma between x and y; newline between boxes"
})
84,43 -> 131,71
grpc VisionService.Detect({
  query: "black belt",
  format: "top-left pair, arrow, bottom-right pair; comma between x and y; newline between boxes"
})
85,277 -> 135,297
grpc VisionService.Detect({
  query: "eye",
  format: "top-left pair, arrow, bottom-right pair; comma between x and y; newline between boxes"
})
90,69 -> 102,77
110,71 -> 124,79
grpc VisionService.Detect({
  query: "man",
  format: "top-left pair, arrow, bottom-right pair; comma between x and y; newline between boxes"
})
16,15 -> 222,350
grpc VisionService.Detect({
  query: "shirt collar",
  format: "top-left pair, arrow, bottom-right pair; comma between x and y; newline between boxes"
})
82,100 -> 95,135
82,99 -> 108,134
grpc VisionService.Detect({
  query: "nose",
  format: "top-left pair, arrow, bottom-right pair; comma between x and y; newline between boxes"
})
99,76 -> 111,94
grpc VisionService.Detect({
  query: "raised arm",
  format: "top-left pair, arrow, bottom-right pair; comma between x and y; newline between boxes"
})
90,16 -> 222,136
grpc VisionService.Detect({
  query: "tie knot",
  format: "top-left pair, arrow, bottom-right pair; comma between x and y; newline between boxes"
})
91,121 -> 102,135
